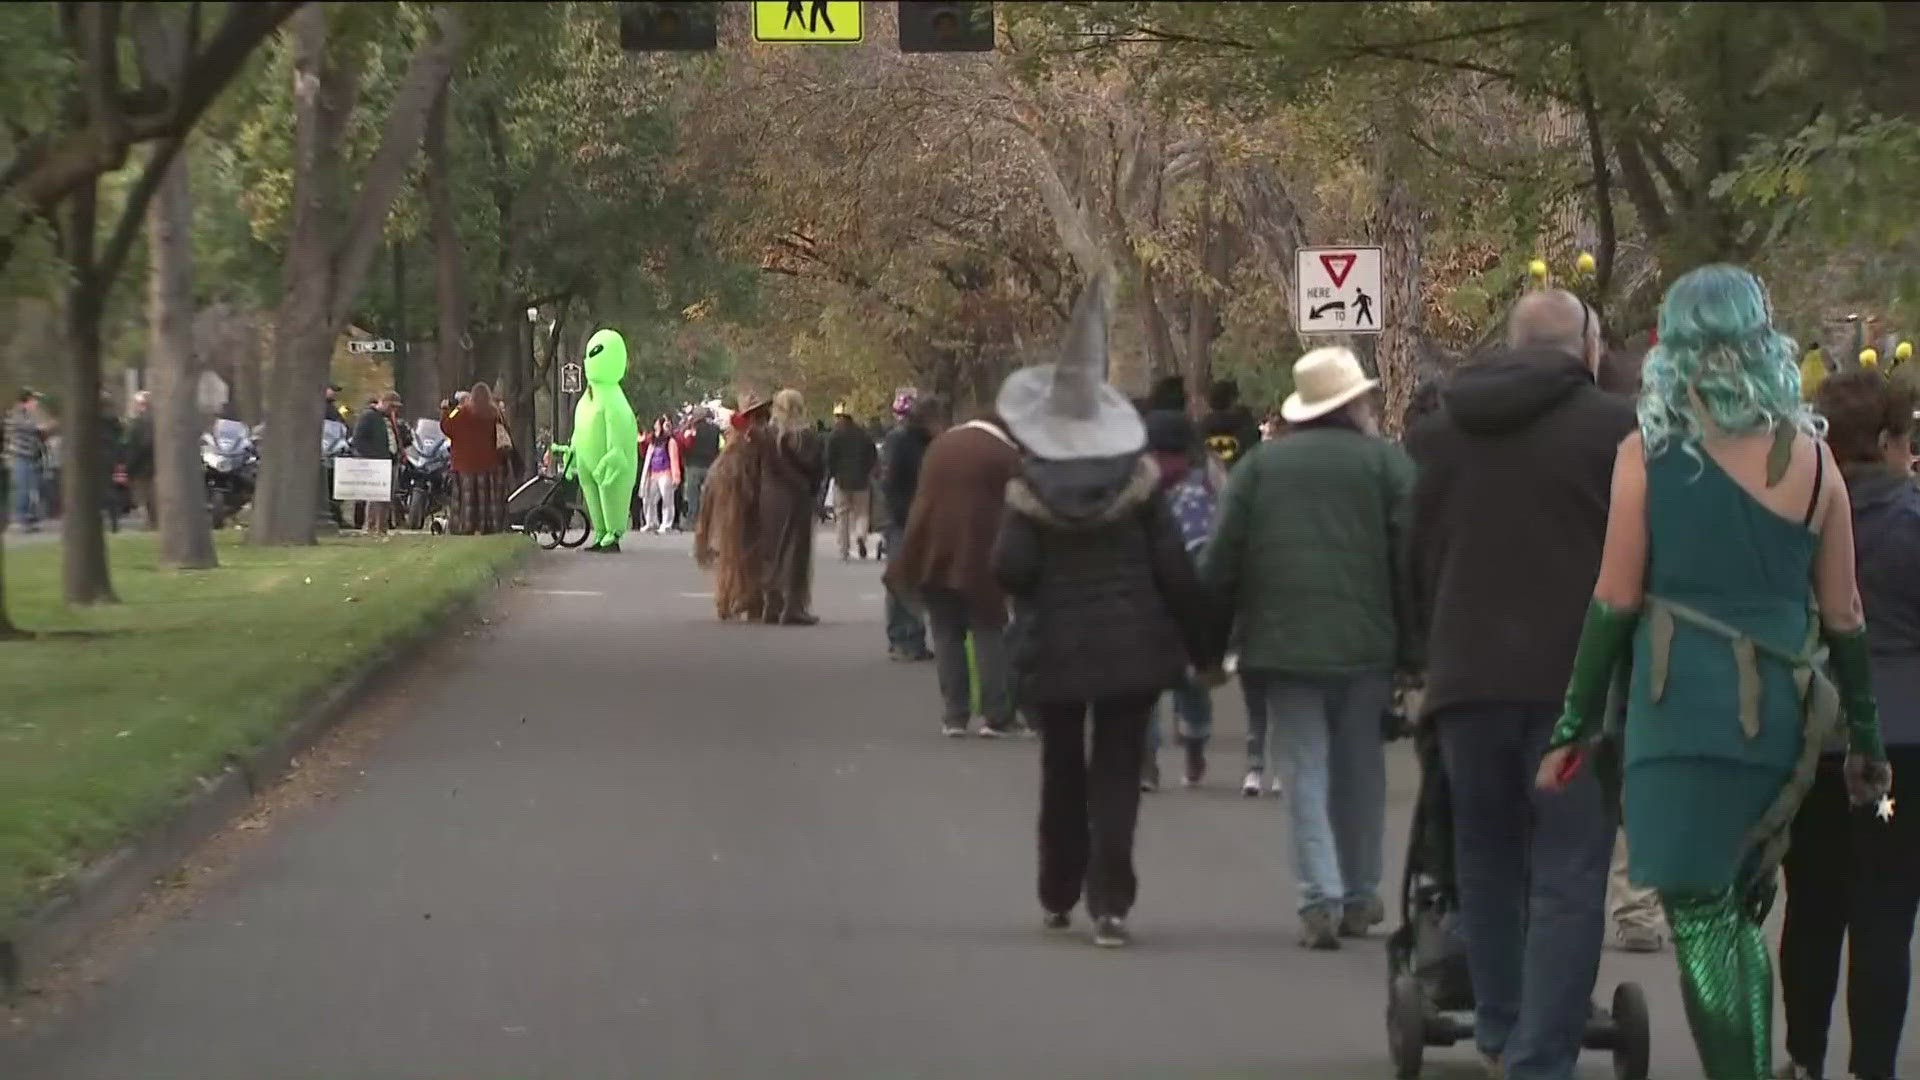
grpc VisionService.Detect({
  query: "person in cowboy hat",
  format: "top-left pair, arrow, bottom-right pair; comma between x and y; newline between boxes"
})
1202,345 -> 1418,951
992,270 -> 1223,949
694,392 -> 775,621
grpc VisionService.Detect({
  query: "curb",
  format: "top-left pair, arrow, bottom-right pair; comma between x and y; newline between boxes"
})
0,546 -> 533,994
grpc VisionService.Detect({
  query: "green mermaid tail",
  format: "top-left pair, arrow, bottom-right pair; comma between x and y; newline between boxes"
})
1663,889 -> 1774,1079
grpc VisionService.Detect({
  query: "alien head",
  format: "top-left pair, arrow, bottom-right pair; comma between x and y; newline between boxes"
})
583,329 -> 628,388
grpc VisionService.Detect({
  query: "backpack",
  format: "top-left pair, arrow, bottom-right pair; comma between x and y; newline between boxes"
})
1166,464 -> 1219,555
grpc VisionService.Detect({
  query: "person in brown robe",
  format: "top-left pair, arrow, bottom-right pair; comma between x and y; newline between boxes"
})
757,389 -> 825,625
694,397 -> 773,621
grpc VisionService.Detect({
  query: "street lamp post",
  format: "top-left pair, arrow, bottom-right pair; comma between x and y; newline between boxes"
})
525,306 -> 540,452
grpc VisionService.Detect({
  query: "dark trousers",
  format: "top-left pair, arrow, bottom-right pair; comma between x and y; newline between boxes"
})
882,526 -> 927,654
1035,694 -> 1155,920
923,587 -> 1012,728
1436,704 -> 1613,1080
1780,746 -> 1920,1079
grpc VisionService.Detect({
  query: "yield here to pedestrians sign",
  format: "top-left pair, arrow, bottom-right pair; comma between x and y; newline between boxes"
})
1296,246 -> 1383,336
754,1 -> 863,43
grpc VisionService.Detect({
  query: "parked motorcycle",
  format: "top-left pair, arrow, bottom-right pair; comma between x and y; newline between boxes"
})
201,418 -> 257,528
398,418 -> 451,531
321,417 -> 352,527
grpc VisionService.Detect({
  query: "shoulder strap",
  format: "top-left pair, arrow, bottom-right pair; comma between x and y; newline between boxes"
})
1765,425 -> 1794,487
1802,439 -> 1825,529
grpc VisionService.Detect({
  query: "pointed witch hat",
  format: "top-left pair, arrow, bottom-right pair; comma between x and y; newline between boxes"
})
996,269 -> 1145,461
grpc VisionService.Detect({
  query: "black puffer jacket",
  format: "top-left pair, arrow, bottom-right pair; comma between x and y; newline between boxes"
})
993,453 -> 1219,707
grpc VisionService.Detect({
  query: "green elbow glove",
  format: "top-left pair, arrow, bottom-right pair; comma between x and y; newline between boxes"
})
1549,600 -> 1641,750
1824,624 -> 1888,761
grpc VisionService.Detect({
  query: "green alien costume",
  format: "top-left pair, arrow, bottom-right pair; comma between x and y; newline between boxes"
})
569,329 -> 640,550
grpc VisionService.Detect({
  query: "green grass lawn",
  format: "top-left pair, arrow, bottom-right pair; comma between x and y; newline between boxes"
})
0,532 -> 524,927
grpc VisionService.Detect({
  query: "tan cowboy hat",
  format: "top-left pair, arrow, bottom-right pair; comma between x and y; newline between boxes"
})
1281,347 -> 1378,424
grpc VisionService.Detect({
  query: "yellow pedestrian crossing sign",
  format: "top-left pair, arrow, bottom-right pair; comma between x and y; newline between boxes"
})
754,1 -> 862,43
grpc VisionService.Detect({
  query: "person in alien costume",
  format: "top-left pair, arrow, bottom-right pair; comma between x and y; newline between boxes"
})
569,329 -> 641,552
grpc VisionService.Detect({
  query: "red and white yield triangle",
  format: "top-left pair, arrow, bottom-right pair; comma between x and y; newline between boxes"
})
1319,253 -> 1357,289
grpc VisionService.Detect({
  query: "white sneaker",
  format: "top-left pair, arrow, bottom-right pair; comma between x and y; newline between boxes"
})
1271,774 -> 1284,796
1242,770 -> 1263,797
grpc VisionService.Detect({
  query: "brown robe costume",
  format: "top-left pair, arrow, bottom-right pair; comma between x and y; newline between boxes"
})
693,421 -> 771,621
757,423 -> 824,622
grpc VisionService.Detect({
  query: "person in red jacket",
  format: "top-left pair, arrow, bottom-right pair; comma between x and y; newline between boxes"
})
638,415 -> 685,534
441,383 -> 506,534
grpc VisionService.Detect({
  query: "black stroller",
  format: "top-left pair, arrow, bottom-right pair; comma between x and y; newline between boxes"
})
1384,720 -> 1651,1079
507,447 -> 591,550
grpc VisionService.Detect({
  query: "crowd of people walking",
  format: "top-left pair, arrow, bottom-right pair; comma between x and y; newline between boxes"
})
861,263 -> 1912,1080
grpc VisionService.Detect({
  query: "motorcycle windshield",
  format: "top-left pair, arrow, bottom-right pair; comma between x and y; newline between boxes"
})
212,419 -> 250,454
413,419 -> 446,453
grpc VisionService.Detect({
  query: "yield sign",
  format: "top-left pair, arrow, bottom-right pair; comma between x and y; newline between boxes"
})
1319,253 -> 1358,289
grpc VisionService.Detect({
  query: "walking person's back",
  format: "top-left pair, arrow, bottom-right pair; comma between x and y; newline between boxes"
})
1777,370 -> 1920,1080
1203,346 -> 1415,950
879,393 -> 946,660
825,408 -> 880,560
1404,288 -> 1633,1079
886,412 -> 1023,736
992,273 -> 1221,948
1538,265 -> 1891,1080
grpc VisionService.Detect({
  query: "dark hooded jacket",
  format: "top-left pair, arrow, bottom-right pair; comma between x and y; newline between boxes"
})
1846,463 -> 1920,747
993,453 -> 1219,706
1404,348 -> 1636,715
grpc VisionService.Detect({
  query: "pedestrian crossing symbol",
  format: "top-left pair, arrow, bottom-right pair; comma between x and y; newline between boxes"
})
754,1 -> 863,43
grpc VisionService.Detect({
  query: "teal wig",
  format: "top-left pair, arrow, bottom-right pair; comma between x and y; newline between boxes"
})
1637,264 -> 1822,456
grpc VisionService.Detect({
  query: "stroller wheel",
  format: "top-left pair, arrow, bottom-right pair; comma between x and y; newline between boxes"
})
558,508 -> 592,548
525,507 -> 567,550
1609,982 -> 1650,1080
1387,971 -> 1426,1079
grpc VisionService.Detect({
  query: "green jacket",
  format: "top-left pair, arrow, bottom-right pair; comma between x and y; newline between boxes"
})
1201,426 -> 1416,677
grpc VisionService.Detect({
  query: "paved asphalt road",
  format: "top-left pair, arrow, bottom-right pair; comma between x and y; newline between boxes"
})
5,533 -> 1918,1079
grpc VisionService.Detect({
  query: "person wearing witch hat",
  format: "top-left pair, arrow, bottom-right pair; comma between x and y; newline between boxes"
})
693,392 -> 775,621
992,269 -> 1224,948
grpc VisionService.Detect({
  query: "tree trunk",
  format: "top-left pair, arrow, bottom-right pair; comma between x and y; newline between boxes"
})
60,176 -> 117,604
147,132 -> 217,569
1371,170 -> 1428,438
1231,163 -> 1312,355
391,242 -> 437,410
251,4 -> 466,545
1133,265 -> 1180,390
252,5 -> 349,545
425,84 -> 472,393
1183,162 -> 1231,412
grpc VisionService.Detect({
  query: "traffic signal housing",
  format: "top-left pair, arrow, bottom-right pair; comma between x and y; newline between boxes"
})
620,2 -> 718,52
898,2 -> 995,53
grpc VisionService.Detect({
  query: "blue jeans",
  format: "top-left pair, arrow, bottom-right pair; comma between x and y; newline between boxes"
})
1245,670 -> 1390,915
1436,704 -> 1612,1080
9,458 -> 40,527
1145,685 -> 1214,751
882,526 -> 927,654
1240,676 -> 1274,772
